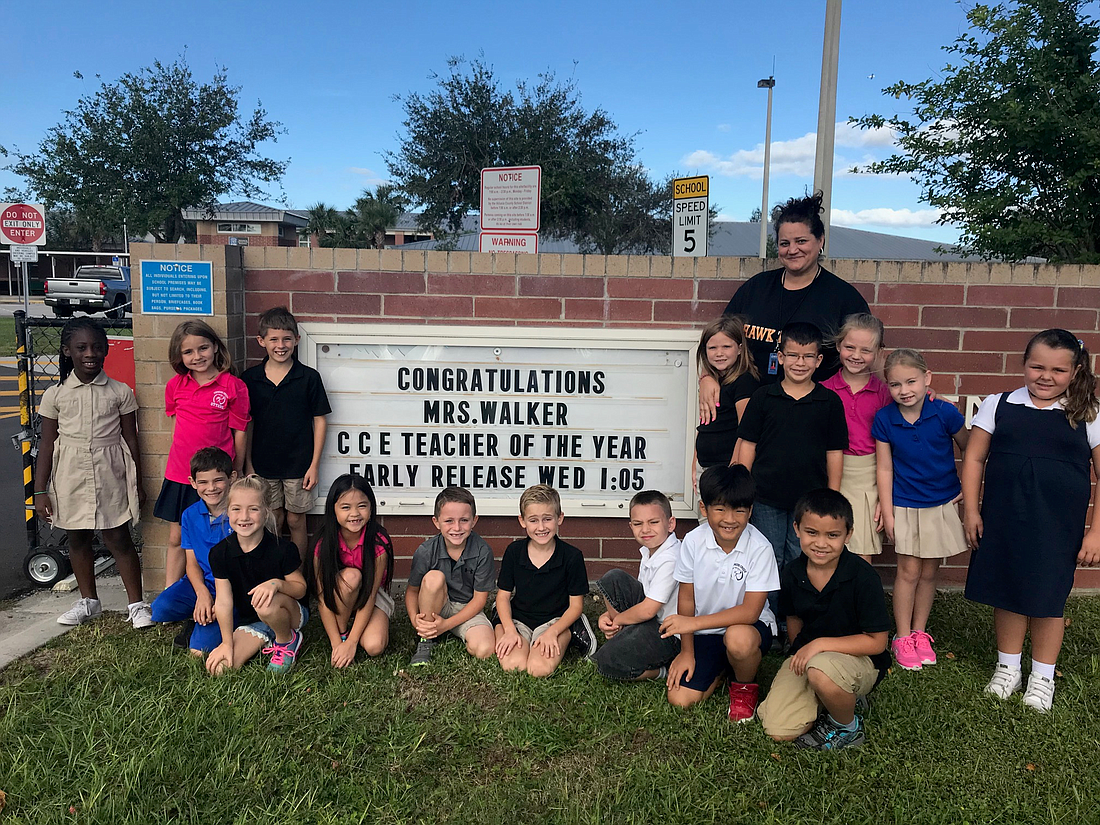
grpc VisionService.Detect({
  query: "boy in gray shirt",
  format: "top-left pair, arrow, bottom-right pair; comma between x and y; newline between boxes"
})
405,487 -> 496,665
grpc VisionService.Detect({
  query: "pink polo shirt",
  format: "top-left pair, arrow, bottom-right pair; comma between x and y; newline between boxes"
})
164,371 -> 250,482
314,529 -> 392,585
821,372 -> 892,456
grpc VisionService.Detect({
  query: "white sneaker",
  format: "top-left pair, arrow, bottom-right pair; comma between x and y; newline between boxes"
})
1022,672 -> 1056,713
127,601 -> 154,629
985,664 -> 1023,699
57,597 -> 102,626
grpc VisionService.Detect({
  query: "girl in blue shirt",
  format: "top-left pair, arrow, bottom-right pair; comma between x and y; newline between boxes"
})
872,348 -> 968,672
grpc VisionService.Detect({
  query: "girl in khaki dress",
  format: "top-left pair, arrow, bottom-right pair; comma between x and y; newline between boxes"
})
34,318 -> 150,628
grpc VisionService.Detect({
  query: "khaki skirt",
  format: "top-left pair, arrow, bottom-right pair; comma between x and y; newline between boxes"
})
839,453 -> 882,556
893,501 -> 967,559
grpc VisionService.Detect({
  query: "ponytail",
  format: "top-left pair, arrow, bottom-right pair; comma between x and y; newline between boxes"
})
1024,329 -> 1099,427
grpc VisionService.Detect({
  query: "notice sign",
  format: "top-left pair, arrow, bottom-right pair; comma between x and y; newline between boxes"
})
672,176 -> 708,257
480,166 -> 541,231
479,232 -> 538,254
139,260 -> 214,315
299,324 -> 698,518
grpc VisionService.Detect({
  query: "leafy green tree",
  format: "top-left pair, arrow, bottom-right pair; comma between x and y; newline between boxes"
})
851,0 -> 1100,262
3,59 -> 287,244
386,57 -> 678,254
350,185 -> 408,249
304,202 -> 340,247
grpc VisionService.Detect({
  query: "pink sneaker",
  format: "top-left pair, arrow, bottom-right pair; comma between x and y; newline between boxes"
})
912,630 -> 936,665
891,633 -> 923,671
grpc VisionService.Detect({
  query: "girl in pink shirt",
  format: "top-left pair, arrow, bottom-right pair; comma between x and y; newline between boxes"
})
821,313 -> 892,561
312,474 -> 395,668
153,320 -> 250,589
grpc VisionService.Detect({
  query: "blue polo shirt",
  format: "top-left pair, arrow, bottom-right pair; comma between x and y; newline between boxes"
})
181,499 -> 233,587
872,398 -> 965,508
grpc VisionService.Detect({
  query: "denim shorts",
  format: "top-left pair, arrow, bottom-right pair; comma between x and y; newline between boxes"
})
680,620 -> 772,692
239,602 -> 309,643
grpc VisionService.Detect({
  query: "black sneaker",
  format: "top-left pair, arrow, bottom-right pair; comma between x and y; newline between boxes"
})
410,638 -> 436,667
172,620 -> 195,650
571,615 -> 597,658
793,714 -> 866,751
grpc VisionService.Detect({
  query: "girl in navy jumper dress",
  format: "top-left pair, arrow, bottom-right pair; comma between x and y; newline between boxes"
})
963,329 -> 1100,712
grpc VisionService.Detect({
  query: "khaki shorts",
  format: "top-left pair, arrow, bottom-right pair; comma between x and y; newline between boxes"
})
893,502 -> 967,559
757,651 -> 879,738
373,589 -> 395,618
261,476 -> 316,514
439,599 -> 492,641
511,617 -> 564,645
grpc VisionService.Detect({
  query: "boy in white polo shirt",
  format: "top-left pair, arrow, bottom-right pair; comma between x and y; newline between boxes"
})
661,464 -> 780,721
592,490 -> 682,682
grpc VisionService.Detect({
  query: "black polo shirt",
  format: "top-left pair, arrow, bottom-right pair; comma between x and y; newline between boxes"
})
242,357 -> 331,479
496,537 -> 588,628
779,548 -> 891,676
208,531 -> 302,625
695,371 -> 760,467
737,382 -> 848,510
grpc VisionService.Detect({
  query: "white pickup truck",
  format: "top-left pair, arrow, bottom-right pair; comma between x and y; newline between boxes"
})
44,265 -> 131,319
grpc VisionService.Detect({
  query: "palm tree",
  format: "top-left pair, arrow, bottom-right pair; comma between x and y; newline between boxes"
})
350,185 -> 408,248
304,202 -> 339,247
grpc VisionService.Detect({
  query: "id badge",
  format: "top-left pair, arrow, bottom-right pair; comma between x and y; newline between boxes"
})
768,352 -> 779,375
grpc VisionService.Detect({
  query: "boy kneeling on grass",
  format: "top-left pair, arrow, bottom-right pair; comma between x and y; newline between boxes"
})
406,486 -> 497,666
662,465 -> 779,721
756,488 -> 890,750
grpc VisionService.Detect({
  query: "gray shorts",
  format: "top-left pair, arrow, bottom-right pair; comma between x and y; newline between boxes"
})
260,476 -> 316,514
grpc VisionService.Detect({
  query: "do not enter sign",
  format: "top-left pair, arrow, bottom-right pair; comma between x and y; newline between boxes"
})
1,203 -> 46,246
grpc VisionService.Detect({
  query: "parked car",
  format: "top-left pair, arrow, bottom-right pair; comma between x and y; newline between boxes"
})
44,265 -> 131,319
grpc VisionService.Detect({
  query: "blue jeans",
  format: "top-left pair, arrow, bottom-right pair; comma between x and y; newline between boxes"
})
151,576 -> 224,652
591,569 -> 680,681
750,501 -> 801,622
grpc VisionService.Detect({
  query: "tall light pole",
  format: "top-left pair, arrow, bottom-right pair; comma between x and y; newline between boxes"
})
813,0 -> 842,252
757,76 -> 776,260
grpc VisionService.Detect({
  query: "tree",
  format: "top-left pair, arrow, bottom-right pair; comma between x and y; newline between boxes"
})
851,0 -> 1100,262
350,185 -> 408,249
3,59 -> 287,244
304,202 -> 340,247
386,57 -> 678,254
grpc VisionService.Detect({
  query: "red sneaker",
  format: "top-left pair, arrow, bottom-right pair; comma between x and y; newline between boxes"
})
728,681 -> 759,723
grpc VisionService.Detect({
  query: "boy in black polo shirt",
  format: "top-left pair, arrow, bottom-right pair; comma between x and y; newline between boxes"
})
494,485 -> 593,677
735,322 -> 848,604
243,307 -> 331,561
756,489 -> 890,750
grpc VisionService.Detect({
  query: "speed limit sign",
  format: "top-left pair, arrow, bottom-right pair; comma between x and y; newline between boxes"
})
672,176 -> 708,257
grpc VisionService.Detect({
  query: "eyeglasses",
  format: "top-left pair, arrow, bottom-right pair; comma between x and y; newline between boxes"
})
781,352 -> 819,362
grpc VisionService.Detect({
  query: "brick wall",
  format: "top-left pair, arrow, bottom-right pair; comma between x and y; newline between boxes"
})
130,243 -> 1100,593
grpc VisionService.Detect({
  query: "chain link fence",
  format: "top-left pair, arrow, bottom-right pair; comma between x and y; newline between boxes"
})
14,312 -> 140,586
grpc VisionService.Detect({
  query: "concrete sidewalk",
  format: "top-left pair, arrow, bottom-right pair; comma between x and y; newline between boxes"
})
0,575 -> 129,669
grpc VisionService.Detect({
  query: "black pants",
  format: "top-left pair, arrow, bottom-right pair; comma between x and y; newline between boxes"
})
591,569 -> 680,681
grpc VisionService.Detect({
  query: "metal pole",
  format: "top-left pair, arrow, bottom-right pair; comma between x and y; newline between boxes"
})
15,310 -> 37,553
758,77 -> 776,260
123,216 -> 129,255
21,261 -> 29,316
813,0 -> 842,253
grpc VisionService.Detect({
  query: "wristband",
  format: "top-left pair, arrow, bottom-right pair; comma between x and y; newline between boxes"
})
33,491 -> 49,496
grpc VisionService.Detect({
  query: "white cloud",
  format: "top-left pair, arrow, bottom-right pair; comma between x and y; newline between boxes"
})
347,167 -> 390,186
832,207 -> 942,228
716,123 -> 731,132
681,122 -> 899,180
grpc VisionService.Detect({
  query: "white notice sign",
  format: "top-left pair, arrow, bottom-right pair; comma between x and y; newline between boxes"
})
10,244 -> 38,263
480,166 -> 542,231
479,232 -> 538,254
299,324 -> 698,518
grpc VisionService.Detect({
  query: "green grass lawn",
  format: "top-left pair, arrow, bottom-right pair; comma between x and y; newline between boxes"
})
0,317 -> 17,357
2,592 -> 1099,825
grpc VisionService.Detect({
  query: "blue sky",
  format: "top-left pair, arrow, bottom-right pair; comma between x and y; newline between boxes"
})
2,0 -> 978,243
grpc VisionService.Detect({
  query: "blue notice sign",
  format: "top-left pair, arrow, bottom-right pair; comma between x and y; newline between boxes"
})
140,260 -> 213,315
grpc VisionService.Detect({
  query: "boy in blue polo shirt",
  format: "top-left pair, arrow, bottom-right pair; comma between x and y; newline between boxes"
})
873,348 -> 968,671
242,306 -> 331,561
151,447 -> 235,653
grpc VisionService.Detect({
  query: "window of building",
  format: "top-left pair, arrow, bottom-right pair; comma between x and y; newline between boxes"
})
216,222 -> 261,234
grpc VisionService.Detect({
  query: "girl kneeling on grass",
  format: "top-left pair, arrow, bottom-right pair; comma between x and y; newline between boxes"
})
963,329 -> 1100,712
312,474 -> 395,668
873,348 -> 969,672
206,476 -> 308,675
